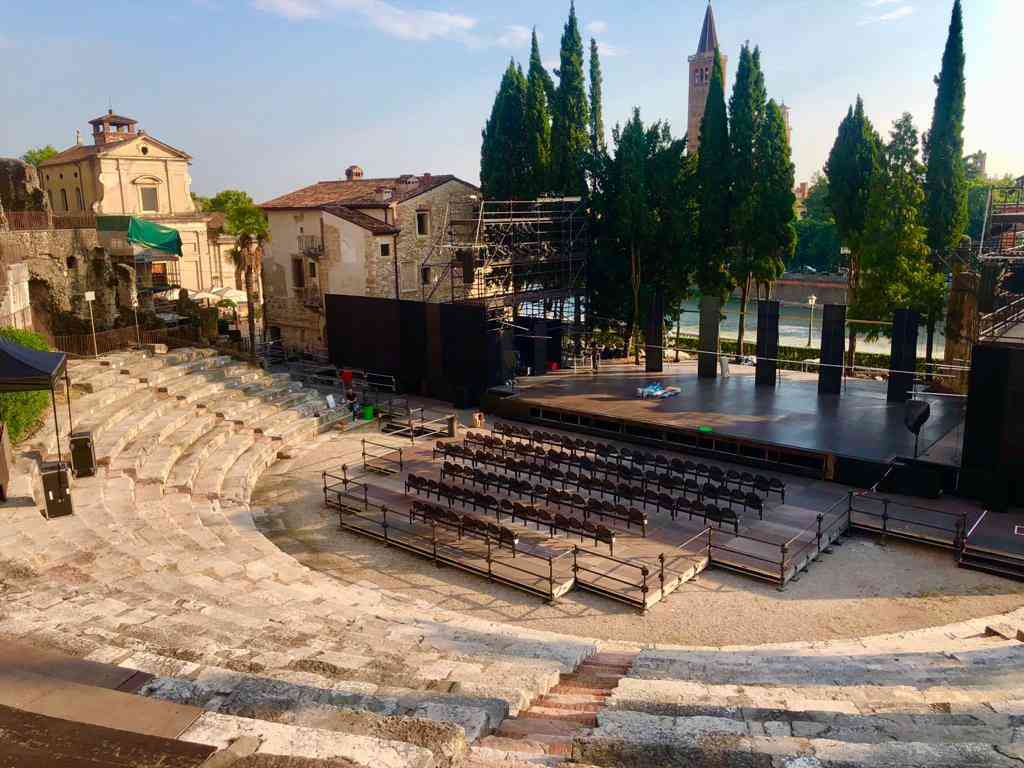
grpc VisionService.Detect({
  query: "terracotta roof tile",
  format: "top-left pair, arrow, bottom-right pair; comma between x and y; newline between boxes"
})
259,174 -> 476,210
38,141 -> 126,167
321,204 -> 400,235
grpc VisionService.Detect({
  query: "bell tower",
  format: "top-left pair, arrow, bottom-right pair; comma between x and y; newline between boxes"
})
687,2 -> 727,154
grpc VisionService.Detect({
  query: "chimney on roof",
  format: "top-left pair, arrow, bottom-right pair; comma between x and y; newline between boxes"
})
422,172 -> 432,183
346,165 -> 364,181
397,174 -> 420,191
375,186 -> 393,202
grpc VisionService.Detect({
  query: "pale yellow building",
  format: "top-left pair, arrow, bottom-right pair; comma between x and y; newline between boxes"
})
38,110 -> 237,293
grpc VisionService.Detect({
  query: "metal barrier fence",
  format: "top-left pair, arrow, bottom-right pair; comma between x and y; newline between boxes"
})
323,470 -> 575,602
51,325 -> 201,357
848,490 -> 966,552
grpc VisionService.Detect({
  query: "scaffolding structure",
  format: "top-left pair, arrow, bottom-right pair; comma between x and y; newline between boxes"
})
976,181 -> 1024,321
420,197 -> 589,327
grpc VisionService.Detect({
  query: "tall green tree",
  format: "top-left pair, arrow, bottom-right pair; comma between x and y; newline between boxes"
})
924,0 -> 967,261
857,114 -> 944,338
591,110 -> 697,362
215,191 -> 270,354
480,60 -> 529,199
21,145 -> 57,168
727,44 -> 767,353
793,174 -> 842,273
550,2 -> 590,196
825,96 -> 881,367
588,38 -> 607,159
524,29 -> 553,197
751,100 -> 797,298
923,0 -> 966,371
695,48 -> 733,299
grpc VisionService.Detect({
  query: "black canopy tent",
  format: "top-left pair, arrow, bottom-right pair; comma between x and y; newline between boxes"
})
0,339 -> 74,466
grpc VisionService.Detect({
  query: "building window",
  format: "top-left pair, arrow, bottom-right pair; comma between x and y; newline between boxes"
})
380,242 -> 391,259
152,262 -> 168,286
416,211 -> 430,237
140,186 -> 159,213
60,189 -> 69,211
308,261 -> 317,279
421,266 -> 432,286
141,146 -> 149,155
291,257 -> 306,289
75,188 -> 84,211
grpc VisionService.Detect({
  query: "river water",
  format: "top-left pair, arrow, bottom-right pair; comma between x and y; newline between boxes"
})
672,299 -> 946,356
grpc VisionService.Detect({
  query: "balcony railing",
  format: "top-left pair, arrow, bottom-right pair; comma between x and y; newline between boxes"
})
298,235 -> 324,258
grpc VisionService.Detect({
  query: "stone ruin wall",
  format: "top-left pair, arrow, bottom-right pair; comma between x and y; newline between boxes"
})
0,157 -> 135,338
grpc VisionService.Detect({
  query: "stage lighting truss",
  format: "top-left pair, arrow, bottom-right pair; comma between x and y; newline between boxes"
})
418,196 -> 589,326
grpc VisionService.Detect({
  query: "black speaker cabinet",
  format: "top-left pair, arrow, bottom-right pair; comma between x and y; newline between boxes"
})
532,319 -> 547,376
818,304 -> 846,395
41,462 -> 73,519
70,431 -> 96,478
887,308 -> 920,403
755,300 -> 780,388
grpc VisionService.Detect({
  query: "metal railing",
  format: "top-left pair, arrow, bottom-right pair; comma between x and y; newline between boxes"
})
980,295 -> 1024,340
3,211 -> 97,231
848,490 -> 966,553
50,325 -> 200,358
298,235 -> 324,257
572,546 -> 653,610
323,470 -> 574,602
362,439 -> 403,474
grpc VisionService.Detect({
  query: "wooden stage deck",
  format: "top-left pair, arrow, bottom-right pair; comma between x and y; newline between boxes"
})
489,362 -> 964,482
325,433 -> 851,609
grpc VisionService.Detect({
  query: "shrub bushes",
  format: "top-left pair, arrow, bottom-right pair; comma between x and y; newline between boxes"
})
0,327 -> 54,443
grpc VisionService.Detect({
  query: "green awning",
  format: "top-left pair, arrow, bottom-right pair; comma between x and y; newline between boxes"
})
128,217 -> 182,256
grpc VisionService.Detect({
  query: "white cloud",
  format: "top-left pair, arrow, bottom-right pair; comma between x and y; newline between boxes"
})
496,24 -> 531,49
254,0 -> 321,20
596,40 -> 624,57
585,20 -> 608,35
864,0 -> 901,5
858,4 -> 914,25
543,58 -> 559,71
255,0 -> 478,43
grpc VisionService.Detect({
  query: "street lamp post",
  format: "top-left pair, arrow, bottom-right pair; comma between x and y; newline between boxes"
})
806,294 -> 817,348
84,291 -> 98,358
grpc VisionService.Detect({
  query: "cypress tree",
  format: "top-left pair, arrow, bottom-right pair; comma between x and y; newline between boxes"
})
924,0 -> 967,260
480,60 -> 529,200
727,43 -> 767,352
550,1 -> 590,196
525,28 -> 553,197
858,114 -> 944,330
695,48 -> 732,298
751,100 -> 797,297
923,0 -> 966,372
825,96 -> 882,367
589,38 -> 607,158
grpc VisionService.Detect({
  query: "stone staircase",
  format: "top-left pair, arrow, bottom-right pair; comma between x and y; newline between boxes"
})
0,348 -> 595,767
469,652 -> 638,767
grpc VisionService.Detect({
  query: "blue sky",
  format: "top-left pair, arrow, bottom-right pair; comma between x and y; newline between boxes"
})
1,0 -> 1019,202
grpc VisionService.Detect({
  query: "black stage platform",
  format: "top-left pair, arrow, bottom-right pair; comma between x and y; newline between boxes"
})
488,363 -> 964,483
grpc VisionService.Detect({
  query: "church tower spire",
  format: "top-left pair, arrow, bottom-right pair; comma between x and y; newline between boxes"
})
687,2 -> 728,154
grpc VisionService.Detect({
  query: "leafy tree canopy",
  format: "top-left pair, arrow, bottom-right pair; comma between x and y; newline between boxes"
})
21,145 -> 58,168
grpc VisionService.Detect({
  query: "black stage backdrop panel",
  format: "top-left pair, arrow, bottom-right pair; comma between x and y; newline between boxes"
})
440,303 -> 491,405
646,290 -> 665,374
755,300 -> 780,388
819,304 -> 846,395
324,294 -> 492,406
962,343 -> 1024,509
887,309 -> 920,403
325,294 -> 402,376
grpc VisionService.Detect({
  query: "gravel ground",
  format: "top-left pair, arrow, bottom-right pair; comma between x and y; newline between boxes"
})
255,458 -> 1024,648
